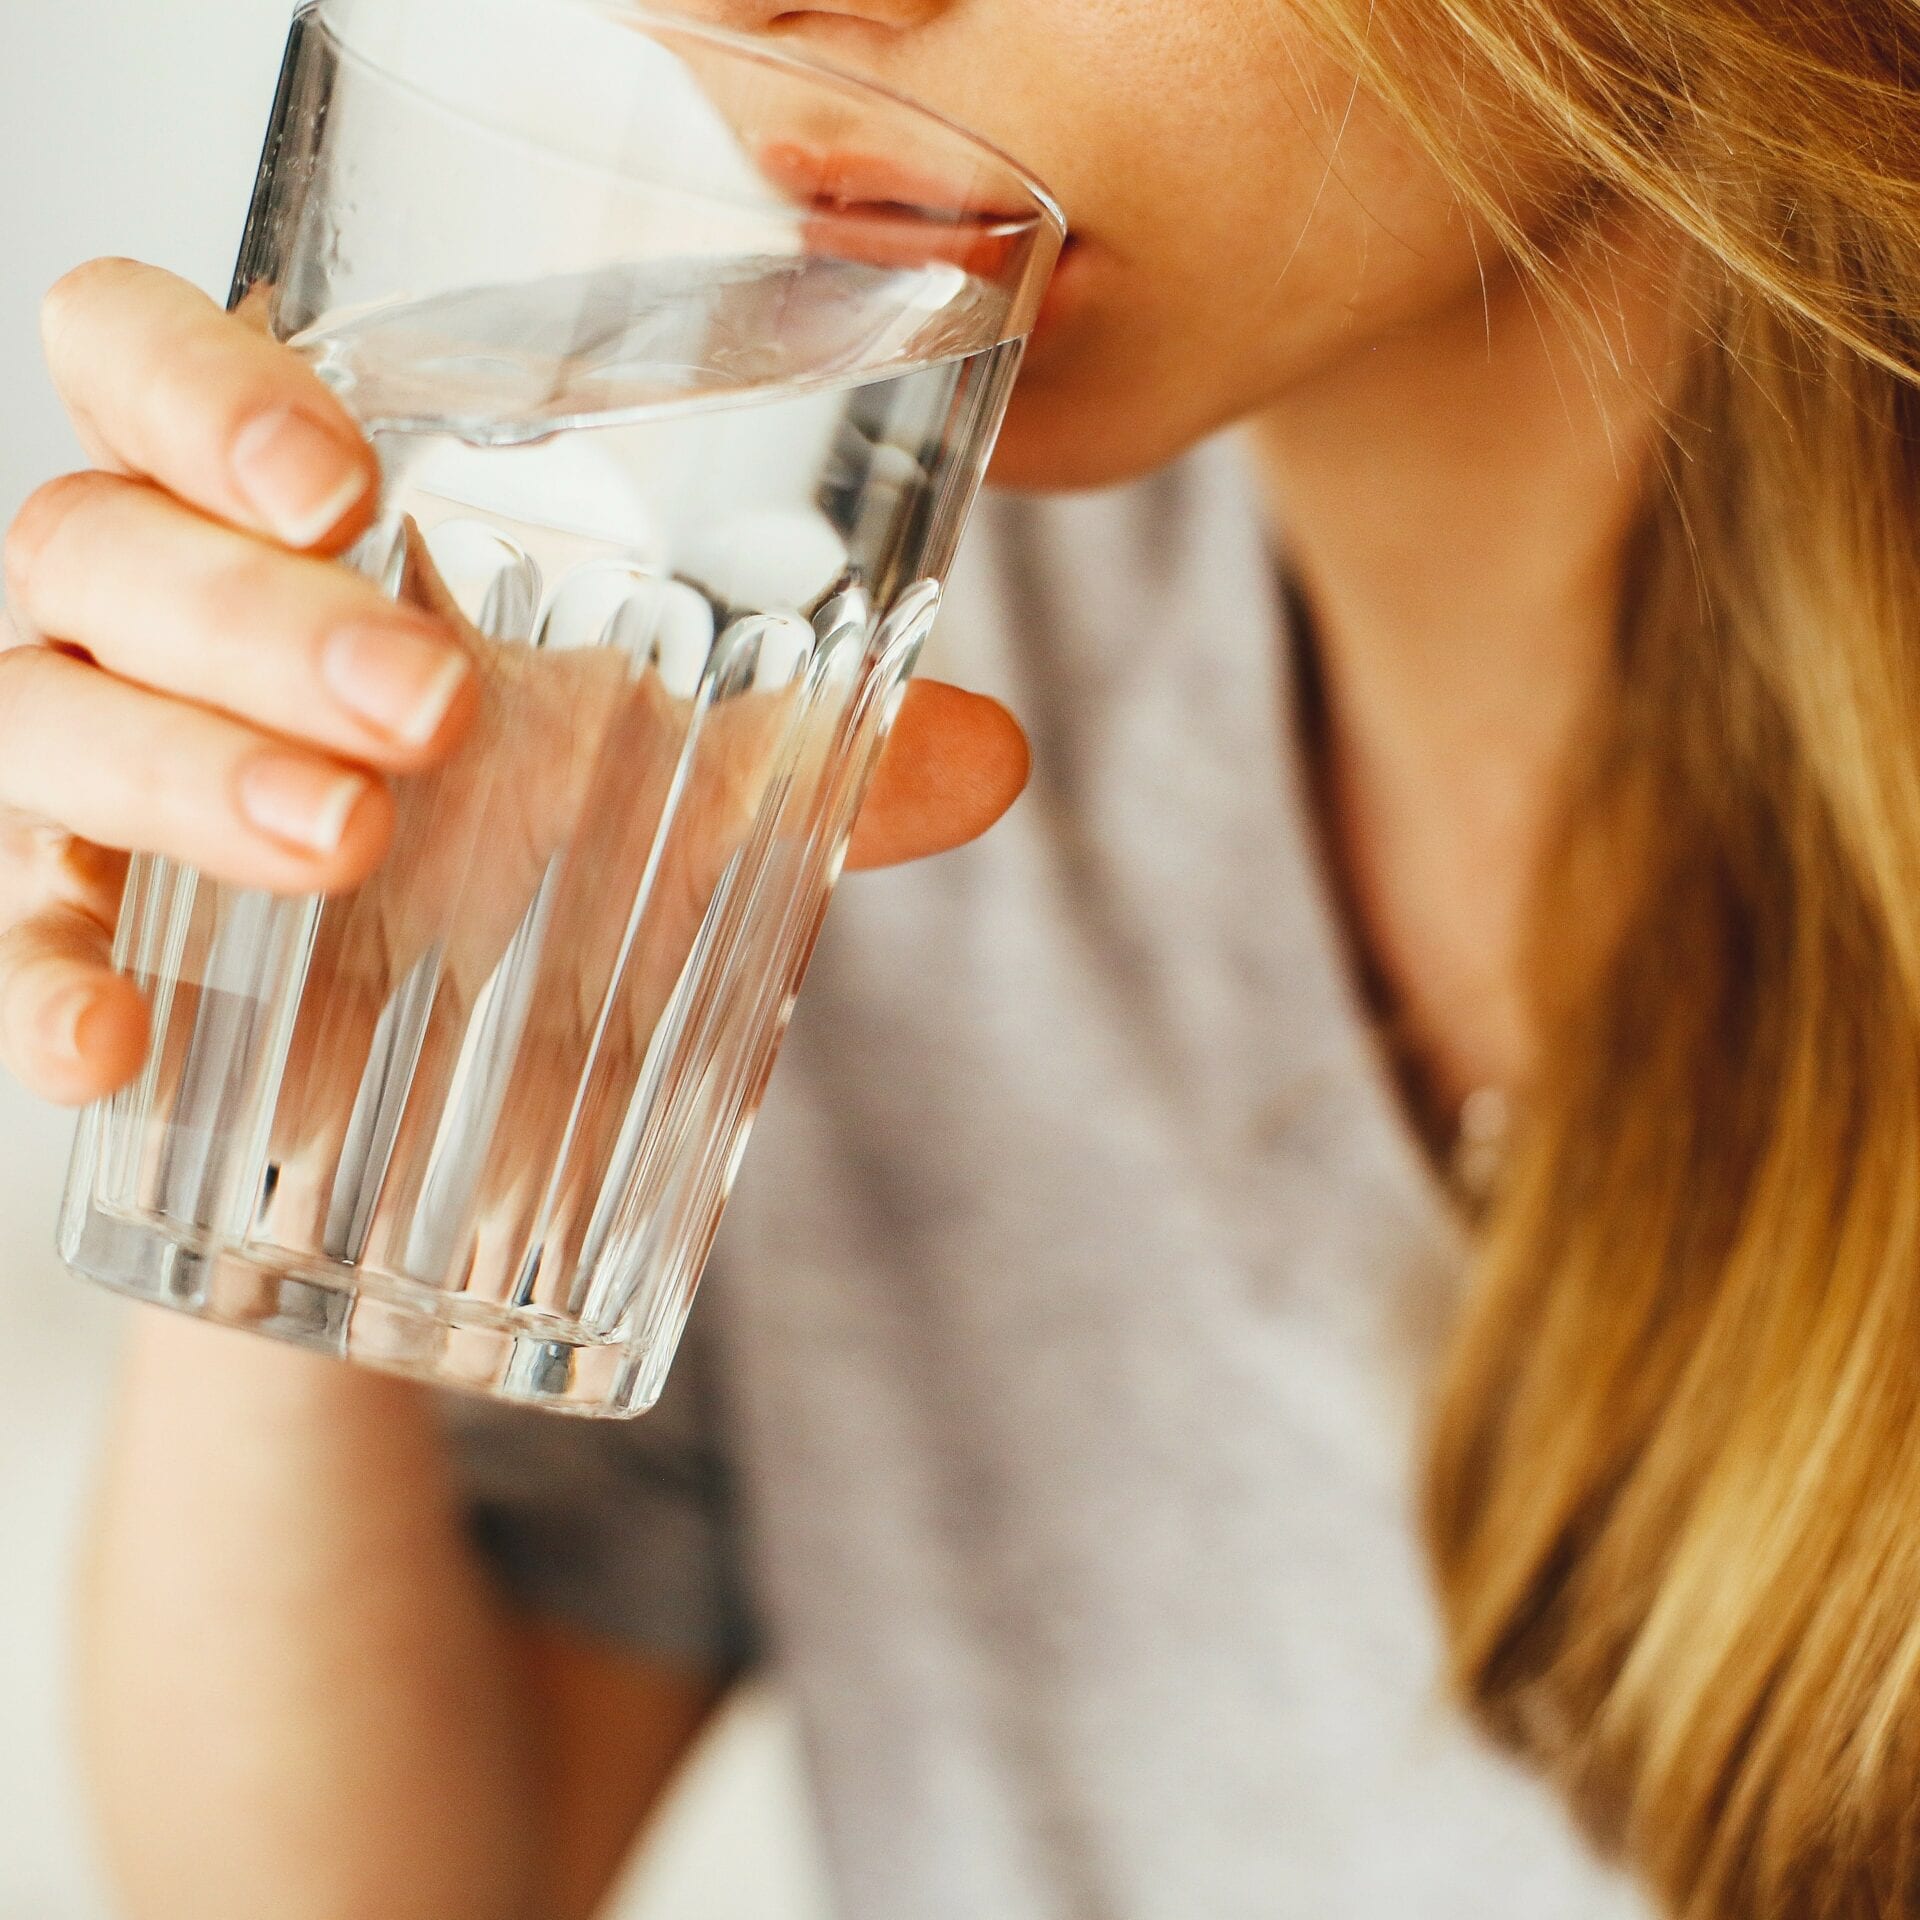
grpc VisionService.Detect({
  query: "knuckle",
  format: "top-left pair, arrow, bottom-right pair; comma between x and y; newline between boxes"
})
0,819 -> 56,927
97,735 -> 200,854
42,258 -> 112,331
0,807 -> 73,881
199,541 -> 298,639
0,634 -> 55,712
0,943 -> 36,1044
0,915 -> 51,982
0,652 -> 66,796
40,258 -> 141,359
4,471 -> 111,611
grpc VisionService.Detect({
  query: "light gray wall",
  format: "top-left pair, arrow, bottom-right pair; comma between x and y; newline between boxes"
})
0,9 -> 318,1911
1,0 -> 297,525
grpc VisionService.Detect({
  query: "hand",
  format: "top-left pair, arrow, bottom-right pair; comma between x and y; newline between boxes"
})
0,257 -> 1029,1121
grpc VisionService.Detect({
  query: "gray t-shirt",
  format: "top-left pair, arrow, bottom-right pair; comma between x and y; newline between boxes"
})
450,438 -> 1653,1920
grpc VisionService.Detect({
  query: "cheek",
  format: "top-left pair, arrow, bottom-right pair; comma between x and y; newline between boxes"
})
984,14 -> 1495,486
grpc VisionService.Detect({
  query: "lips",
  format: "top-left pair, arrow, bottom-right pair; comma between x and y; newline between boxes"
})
760,141 -> 1078,335
760,142 -> 1045,230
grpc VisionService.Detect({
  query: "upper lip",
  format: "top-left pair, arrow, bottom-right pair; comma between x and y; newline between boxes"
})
759,143 -> 1060,234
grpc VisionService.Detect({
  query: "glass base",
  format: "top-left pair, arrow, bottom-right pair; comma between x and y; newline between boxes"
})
61,1201 -> 666,1418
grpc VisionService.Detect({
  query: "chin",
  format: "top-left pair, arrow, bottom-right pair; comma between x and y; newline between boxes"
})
985,378 -> 1221,496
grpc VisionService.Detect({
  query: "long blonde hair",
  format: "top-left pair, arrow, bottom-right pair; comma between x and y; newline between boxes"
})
1294,4 -> 1920,1913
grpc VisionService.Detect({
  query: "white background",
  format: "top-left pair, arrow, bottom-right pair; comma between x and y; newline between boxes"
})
0,5 -> 826,1912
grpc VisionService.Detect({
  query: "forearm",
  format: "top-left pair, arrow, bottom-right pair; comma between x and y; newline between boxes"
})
77,1314 -> 538,1920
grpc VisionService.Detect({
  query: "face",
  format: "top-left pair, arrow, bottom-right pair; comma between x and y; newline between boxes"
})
690,0 -> 1506,490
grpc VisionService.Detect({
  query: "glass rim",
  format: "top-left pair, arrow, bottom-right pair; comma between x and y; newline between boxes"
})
303,0 -> 1068,242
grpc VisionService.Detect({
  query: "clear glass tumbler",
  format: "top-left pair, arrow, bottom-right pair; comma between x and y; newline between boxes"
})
60,0 -> 1062,1416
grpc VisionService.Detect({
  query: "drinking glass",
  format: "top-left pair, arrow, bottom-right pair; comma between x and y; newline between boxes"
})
60,0 -> 1063,1415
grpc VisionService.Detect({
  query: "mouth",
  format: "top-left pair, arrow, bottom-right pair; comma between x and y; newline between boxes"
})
760,143 -> 1053,229
760,141 -> 1084,339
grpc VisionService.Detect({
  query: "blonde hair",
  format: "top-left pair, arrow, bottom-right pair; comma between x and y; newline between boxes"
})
1295,4 -> 1920,1913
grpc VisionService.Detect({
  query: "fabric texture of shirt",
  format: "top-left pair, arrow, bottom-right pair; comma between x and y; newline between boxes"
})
447,438 -> 1654,1920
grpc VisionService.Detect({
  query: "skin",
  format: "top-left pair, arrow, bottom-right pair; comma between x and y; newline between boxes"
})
0,0 -> 1678,1914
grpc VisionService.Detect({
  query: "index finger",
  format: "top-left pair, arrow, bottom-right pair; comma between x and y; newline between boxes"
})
40,258 -> 378,554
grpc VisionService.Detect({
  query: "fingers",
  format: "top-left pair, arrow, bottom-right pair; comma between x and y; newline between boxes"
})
0,646 -> 394,894
40,258 -> 378,553
5,471 -> 473,768
0,905 -> 149,1106
846,680 -> 1030,870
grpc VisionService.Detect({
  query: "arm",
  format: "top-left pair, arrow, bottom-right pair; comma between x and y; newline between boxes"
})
78,1314 -> 719,1920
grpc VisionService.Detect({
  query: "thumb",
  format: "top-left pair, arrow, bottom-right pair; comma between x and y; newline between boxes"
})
846,680 -> 1030,871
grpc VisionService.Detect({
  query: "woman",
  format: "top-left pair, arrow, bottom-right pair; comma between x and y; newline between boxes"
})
3,0 -> 1916,1915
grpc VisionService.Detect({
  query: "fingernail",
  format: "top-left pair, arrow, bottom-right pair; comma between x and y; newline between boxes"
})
322,620 -> 471,746
44,983 -> 106,1066
231,408 -> 369,548
237,753 -> 372,856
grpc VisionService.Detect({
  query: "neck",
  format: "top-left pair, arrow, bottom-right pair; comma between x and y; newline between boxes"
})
1248,240 -> 1676,1112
